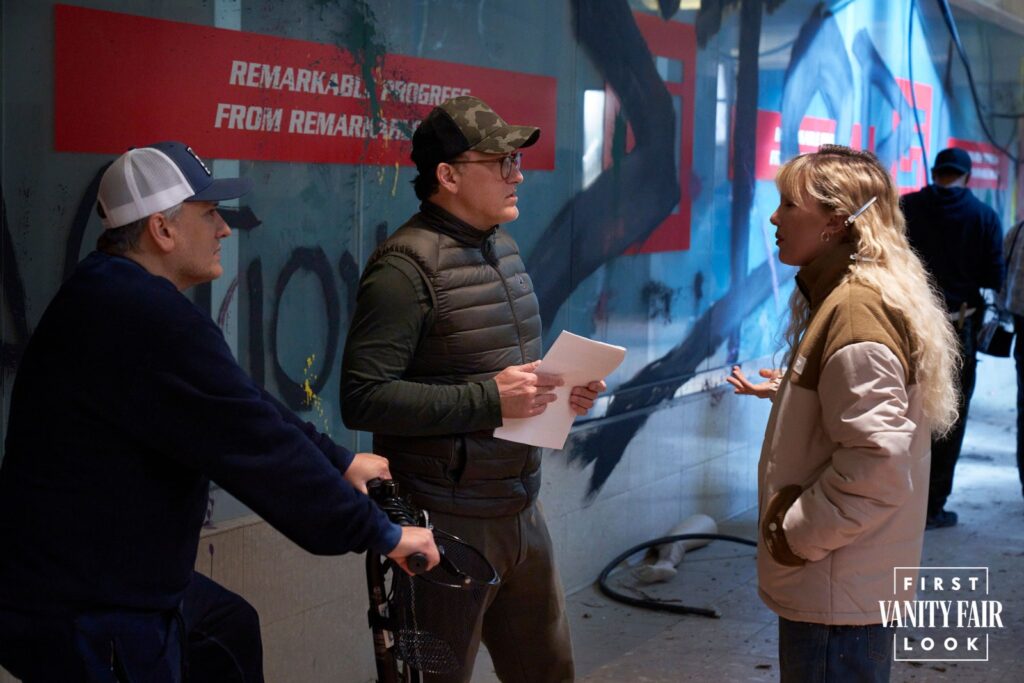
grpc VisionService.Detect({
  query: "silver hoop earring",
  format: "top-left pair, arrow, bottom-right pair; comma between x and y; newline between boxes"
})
820,231 -> 831,243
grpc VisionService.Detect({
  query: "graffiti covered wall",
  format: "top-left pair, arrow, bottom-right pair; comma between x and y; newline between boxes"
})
5,0 -> 1019,497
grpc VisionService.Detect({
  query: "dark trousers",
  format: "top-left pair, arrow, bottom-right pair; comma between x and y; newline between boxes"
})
423,502 -> 574,683
1015,315 -> 1024,497
928,311 -> 980,516
181,573 -> 264,683
778,617 -> 892,683
0,572 -> 263,682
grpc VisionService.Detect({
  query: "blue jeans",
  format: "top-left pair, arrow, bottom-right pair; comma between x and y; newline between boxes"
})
778,617 -> 892,682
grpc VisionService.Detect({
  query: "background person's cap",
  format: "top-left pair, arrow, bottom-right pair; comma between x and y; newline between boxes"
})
932,147 -> 972,176
411,96 -> 540,170
97,141 -> 253,229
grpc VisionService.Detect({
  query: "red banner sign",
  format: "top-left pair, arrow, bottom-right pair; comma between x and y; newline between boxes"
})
753,111 -> 837,181
54,5 -> 557,168
750,102 -> 1011,195
948,138 -> 1011,190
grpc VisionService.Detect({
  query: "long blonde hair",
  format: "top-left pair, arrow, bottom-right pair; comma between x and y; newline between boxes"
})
776,145 -> 959,435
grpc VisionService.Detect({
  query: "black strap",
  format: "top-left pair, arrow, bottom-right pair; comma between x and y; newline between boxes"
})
368,607 -> 395,631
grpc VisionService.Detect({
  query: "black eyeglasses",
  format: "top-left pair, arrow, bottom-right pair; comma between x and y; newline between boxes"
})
448,152 -> 522,180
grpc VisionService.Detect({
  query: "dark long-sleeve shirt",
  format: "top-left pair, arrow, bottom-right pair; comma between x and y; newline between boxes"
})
0,252 -> 400,615
340,252 -> 503,436
902,184 -> 1004,310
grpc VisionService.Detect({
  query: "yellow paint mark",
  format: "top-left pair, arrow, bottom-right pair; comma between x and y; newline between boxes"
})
301,354 -> 329,435
391,161 -> 400,197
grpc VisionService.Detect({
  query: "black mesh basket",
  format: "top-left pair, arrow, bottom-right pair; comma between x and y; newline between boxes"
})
389,529 -> 500,674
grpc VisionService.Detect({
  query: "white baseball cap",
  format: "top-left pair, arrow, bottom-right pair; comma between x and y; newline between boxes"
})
97,141 -> 252,229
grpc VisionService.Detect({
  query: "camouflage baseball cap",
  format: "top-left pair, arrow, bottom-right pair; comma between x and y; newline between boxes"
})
411,95 -> 540,169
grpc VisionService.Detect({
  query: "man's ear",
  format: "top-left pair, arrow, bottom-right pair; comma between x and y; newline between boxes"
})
146,212 -> 176,254
436,162 -> 460,194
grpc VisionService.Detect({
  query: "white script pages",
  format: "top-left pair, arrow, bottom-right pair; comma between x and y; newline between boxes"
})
494,331 -> 626,450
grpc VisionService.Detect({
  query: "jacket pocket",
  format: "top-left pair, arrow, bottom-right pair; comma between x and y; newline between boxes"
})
445,435 -> 467,483
73,610 -> 181,683
457,435 -> 532,484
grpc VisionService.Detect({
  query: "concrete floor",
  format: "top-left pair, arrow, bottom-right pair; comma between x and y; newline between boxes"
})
473,354 -> 1024,682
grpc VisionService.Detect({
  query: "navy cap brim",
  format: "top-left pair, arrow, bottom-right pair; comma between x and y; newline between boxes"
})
188,177 -> 253,202
932,164 -> 970,175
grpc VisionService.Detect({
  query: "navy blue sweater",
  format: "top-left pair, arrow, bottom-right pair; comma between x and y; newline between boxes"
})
902,184 -> 1004,310
0,252 -> 400,616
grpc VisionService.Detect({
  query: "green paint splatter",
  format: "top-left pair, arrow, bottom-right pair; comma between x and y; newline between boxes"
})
323,0 -> 388,134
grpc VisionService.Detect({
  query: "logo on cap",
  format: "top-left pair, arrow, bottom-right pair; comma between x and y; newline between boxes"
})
186,146 -> 212,177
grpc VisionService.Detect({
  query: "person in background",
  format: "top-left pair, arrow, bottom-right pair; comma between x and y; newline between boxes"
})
734,145 -> 958,682
902,147 -> 1003,529
0,142 -> 438,683
341,96 -> 604,683
999,217 -> 1024,503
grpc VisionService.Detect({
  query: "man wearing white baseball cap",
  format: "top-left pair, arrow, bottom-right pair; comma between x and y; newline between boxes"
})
0,142 -> 438,682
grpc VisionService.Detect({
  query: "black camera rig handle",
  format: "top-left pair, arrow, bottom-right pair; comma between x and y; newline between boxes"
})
368,478 -> 429,574
407,552 -> 428,575
366,478 -> 430,683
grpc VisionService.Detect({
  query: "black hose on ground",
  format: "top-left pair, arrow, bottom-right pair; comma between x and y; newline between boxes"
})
597,533 -> 757,619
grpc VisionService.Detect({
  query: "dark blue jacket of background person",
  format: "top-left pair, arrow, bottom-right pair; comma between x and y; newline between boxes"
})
902,184 -> 1004,310
0,253 -> 401,659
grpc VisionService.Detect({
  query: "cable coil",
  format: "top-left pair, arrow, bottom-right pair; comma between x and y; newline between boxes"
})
597,533 -> 757,618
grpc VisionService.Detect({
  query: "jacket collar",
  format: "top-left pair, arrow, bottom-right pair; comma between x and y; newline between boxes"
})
795,242 -> 856,310
419,201 -> 497,248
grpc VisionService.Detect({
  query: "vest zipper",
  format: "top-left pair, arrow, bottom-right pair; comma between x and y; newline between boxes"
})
490,261 -> 528,363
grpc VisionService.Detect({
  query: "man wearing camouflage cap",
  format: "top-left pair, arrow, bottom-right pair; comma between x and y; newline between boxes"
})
342,96 -> 605,682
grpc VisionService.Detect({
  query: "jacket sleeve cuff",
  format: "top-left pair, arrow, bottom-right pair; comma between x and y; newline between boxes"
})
371,520 -> 404,556
484,379 -> 504,426
332,444 -> 356,475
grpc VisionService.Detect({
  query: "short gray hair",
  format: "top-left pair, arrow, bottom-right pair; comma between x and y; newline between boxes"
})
97,202 -> 184,256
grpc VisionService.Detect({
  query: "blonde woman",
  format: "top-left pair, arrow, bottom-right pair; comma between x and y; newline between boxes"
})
729,145 -> 958,682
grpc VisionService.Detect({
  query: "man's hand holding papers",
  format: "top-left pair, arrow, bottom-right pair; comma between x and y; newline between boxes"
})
494,331 -> 626,449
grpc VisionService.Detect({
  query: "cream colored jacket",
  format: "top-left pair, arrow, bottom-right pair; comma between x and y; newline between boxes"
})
757,244 -> 930,625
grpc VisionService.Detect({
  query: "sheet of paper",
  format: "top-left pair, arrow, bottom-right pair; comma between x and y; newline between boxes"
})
494,331 -> 626,450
